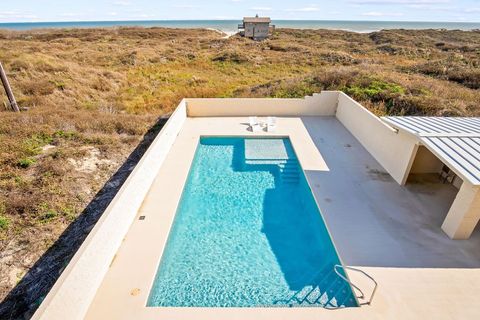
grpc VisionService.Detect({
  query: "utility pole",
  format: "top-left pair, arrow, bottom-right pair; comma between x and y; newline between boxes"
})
0,61 -> 20,112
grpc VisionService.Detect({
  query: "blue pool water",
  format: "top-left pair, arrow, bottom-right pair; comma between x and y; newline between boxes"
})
148,137 -> 357,308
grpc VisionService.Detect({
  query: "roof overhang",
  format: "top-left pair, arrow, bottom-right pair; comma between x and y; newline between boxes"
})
243,17 -> 271,23
382,116 -> 480,186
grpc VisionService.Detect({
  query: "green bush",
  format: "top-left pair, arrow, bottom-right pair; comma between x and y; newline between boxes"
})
17,157 -> 36,168
0,203 -> 9,230
39,209 -> 58,222
23,133 -> 53,155
0,216 -> 9,230
345,79 -> 405,101
54,130 -> 77,139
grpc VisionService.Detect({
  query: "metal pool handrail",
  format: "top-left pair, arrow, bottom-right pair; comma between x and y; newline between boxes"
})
334,264 -> 378,306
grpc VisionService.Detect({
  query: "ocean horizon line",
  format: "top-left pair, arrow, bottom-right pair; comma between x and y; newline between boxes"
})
1,19 -> 479,33
3,19 -> 480,23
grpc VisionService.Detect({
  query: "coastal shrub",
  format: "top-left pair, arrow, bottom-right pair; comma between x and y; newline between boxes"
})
311,68 -> 360,90
0,203 -> 9,231
92,77 -> 112,92
344,79 -> 405,102
447,70 -> 480,90
20,79 -> 56,96
33,58 -> 67,73
409,60 -> 480,89
39,209 -> 58,223
319,51 -> 357,65
53,130 -> 77,140
269,44 -> 304,52
233,76 -> 319,98
9,59 -> 30,72
271,78 -> 318,98
23,134 -> 53,156
120,51 -> 137,66
52,80 -> 66,91
0,216 -> 9,230
384,96 -> 424,116
211,51 -> 249,63
17,157 -> 36,168
37,158 -> 67,177
376,44 -> 404,55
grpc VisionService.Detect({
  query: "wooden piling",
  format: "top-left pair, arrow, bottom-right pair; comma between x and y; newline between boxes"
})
0,61 -> 20,112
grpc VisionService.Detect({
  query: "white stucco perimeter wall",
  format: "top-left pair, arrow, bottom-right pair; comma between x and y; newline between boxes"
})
186,91 -> 339,117
335,93 -> 418,185
33,100 -> 188,320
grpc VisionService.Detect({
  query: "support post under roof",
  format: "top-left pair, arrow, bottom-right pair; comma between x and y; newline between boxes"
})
442,183 -> 480,239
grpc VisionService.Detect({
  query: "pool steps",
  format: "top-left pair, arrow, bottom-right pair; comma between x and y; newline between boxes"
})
333,264 -> 378,306
244,158 -> 300,185
274,264 -> 356,308
244,138 -> 300,185
278,159 -> 300,184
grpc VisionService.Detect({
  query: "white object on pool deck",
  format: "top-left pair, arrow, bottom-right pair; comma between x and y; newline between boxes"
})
267,116 -> 277,132
249,116 -> 261,132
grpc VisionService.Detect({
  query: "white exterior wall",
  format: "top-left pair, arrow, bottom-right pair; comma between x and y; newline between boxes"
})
442,183 -> 480,239
410,146 -> 444,174
32,100 -> 188,320
335,92 -> 418,185
186,91 -> 339,117
335,93 -> 480,239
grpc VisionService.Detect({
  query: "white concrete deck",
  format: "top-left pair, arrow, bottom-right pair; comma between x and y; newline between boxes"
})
85,116 -> 480,320
302,117 -> 480,268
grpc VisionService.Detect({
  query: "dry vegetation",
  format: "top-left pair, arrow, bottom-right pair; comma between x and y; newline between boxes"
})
0,26 -> 479,318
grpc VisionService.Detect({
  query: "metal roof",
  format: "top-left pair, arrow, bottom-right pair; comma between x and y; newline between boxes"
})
382,116 -> 480,186
243,17 -> 271,23
382,116 -> 480,135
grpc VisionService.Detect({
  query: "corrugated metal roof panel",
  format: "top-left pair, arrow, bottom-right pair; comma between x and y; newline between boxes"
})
381,116 -> 480,186
422,136 -> 480,185
383,116 -> 480,135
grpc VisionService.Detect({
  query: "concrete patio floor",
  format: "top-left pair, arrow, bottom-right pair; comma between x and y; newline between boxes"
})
302,116 -> 480,268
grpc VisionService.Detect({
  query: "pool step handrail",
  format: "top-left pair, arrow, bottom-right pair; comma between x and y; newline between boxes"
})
333,264 -> 378,306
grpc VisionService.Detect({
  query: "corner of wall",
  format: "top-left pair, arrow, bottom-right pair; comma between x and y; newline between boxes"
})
335,91 -> 418,186
309,91 -> 340,116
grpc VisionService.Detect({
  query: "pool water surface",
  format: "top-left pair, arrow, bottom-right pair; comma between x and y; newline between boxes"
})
147,137 -> 357,308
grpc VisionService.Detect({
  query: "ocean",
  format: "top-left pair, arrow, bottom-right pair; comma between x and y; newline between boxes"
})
0,20 -> 479,33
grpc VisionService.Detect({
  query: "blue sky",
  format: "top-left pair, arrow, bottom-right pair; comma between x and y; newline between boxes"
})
0,0 -> 479,22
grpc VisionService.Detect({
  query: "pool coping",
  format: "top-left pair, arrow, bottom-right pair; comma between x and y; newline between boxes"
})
144,135 -> 360,308
84,117 -> 363,319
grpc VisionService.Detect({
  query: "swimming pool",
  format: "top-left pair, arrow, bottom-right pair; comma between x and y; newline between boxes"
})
147,137 -> 357,308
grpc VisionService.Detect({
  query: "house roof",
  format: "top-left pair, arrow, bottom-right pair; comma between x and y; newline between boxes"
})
382,116 -> 480,186
243,16 -> 271,23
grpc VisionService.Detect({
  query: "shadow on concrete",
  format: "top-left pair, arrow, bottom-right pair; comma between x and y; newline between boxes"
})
300,116 -> 480,269
0,116 -> 169,320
